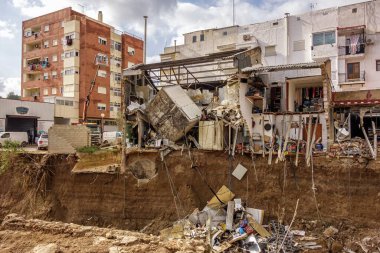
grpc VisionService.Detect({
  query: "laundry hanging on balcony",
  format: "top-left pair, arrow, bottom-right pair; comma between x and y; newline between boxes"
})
349,34 -> 360,55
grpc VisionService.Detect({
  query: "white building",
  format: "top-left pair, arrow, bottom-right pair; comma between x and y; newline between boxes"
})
159,1 -> 380,146
0,99 -> 54,135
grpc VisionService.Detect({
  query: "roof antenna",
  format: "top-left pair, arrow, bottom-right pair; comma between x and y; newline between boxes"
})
78,4 -> 85,14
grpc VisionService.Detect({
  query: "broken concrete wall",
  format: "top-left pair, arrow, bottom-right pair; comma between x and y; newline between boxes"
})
48,125 -> 90,154
146,86 -> 201,142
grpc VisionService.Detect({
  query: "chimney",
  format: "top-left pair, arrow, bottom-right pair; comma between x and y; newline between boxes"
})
98,11 -> 103,22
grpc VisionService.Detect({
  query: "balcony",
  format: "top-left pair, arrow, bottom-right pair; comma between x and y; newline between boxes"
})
338,71 -> 365,87
338,43 -> 365,57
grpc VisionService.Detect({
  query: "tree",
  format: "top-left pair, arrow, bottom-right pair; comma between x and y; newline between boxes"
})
6,92 -> 20,100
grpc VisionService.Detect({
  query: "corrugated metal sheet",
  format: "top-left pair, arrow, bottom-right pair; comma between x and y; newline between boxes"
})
163,86 -> 202,121
242,62 -> 323,73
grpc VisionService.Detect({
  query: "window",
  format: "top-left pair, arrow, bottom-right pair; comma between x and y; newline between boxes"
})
376,60 -> 380,71
1,133 -> 10,138
272,22 -> 279,26
44,41 -> 49,48
61,53 -> 65,61
200,34 -> 205,41
97,103 -> 106,110
110,102 -> 121,111
98,70 -> 107,78
52,55 -> 58,62
293,40 -> 305,51
192,35 -> 197,43
44,25 -> 49,32
52,88 -> 57,95
43,88 -> 49,95
44,57 -> 49,62
65,50 -> 79,58
128,47 -> 135,55
111,87 -> 122,96
111,57 -> 122,67
43,73 -> 49,80
352,8 -> 358,13
347,62 -> 360,80
61,21 -> 65,28
52,39 -> 58,46
96,54 -> 108,65
128,61 -> 134,68
111,41 -> 122,51
223,31 -> 228,36
312,31 -> 336,46
52,71 -> 57,79
265,46 -> 276,57
64,68 -> 78,75
98,37 -> 107,45
98,86 -> 107,94
114,73 -> 121,83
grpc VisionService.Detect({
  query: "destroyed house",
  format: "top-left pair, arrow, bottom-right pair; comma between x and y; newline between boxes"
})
123,47 -> 333,159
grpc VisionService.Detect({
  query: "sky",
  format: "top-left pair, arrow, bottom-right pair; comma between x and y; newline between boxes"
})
0,0 -> 367,97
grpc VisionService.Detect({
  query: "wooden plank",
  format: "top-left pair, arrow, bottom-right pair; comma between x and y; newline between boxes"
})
295,115 -> 302,167
226,201 -> 235,231
247,215 -> 271,237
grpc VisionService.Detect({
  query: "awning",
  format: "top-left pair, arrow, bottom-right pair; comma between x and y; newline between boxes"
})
332,89 -> 380,107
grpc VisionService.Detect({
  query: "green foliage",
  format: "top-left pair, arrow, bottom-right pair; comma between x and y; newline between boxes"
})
0,140 -> 22,174
6,92 -> 21,100
76,146 -> 100,154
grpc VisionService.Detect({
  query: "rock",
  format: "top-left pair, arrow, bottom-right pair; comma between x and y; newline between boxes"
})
32,243 -> 59,253
331,241 -> 343,253
323,226 -> 339,238
109,246 -> 122,253
106,232 -> 116,239
120,236 -> 138,245
93,236 -> 107,245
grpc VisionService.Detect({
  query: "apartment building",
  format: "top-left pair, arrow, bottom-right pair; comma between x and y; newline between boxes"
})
22,7 -> 143,127
159,1 -> 380,145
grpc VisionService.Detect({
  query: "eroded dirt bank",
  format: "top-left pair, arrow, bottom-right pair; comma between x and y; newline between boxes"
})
0,151 -> 379,250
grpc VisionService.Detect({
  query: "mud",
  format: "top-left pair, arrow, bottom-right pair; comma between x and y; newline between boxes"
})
0,151 -> 379,251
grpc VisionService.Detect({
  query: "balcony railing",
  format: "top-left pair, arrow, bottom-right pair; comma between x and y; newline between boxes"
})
338,71 -> 365,84
338,43 -> 365,56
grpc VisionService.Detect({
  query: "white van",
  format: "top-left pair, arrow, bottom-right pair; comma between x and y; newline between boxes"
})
0,132 -> 28,147
102,131 -> 122,145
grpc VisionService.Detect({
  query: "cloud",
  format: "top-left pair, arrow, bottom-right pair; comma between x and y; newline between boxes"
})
0,20 -> 16,39
0,77 -> 21,97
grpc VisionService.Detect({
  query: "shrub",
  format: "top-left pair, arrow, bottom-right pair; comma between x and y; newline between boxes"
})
76,146 -> 100,154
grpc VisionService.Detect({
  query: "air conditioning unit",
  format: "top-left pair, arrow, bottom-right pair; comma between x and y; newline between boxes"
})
243,34 -> 251,41
128,50 -> 135,56
366,36 -> 375,45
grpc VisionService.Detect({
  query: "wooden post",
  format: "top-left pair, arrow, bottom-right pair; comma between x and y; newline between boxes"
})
268,115 -> 275,165
276,115 -> 284,163
305,114 -> 312,164
262,114 -> 265,157
372,121 -> 377,159
295,115 -> 302,167
362,126 -> 375,159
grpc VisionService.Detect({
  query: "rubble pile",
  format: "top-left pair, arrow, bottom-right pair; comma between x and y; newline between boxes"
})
160,185 -> 321,253
329,137 -> 372,158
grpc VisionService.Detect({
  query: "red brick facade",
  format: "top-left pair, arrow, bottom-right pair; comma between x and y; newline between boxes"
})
21,7 -> 143,122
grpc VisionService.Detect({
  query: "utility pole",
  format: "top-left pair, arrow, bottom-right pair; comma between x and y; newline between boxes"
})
232,0 -> 235,26
143,16 -> 148,64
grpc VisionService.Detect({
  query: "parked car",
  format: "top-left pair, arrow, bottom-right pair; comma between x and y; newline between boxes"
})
0,132 -> 28,147
102,131 -> 122,145
37,134 -> 48,150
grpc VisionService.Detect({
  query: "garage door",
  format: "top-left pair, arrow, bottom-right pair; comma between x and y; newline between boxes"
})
6,116 -> 37,133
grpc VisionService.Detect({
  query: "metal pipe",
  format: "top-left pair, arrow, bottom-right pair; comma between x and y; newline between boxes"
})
143,16 -> 148,64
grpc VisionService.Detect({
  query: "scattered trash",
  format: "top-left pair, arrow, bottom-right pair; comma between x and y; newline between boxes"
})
232,163 -> 248,180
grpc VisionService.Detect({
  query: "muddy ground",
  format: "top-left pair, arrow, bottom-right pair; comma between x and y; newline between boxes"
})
0,150 -> 380,252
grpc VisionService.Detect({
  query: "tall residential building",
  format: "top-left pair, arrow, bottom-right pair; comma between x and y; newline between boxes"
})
22,7 -> 143,128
